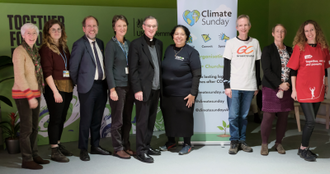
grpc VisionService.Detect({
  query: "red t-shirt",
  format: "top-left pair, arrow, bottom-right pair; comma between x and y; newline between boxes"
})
287,43 -> 330,103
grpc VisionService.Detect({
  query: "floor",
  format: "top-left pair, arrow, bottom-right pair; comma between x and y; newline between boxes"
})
0,116 -> 329,174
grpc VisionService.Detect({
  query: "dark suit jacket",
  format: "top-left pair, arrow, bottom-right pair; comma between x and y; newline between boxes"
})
69,35 -> 105,93
128,35 -> 163,102
261,43 -> 293,89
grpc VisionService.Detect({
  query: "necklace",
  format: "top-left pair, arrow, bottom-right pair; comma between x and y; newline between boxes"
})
174,47 -> 183,58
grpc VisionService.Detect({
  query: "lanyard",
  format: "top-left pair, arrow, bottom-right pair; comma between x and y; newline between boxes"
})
116,40 -> 128,65
59,49 -> 67,70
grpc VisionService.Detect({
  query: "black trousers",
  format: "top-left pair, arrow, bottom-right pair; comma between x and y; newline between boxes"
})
109,86 -> 134,151
44,85 -> 72,145
78,80 -> 107,150
300,102 -> 321,147
15,97 -> 40,162
135,90 -> 160,155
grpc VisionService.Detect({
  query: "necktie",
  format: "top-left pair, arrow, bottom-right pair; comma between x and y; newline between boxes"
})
92,41 -> 103,80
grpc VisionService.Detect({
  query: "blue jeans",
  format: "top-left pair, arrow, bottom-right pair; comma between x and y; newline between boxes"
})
229,90 -> 254,141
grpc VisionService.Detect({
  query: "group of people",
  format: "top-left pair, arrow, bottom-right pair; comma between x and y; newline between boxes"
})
12,15 -> 201,169
224,15 -> 330,162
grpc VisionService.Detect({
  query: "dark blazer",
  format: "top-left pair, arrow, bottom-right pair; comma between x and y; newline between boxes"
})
69,35 -> 105,93
105,38 -> 131,89
261,42 -> 292,89
128,35 -> 163,102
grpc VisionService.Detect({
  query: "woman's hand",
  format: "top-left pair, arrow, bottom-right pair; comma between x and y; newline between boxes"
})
110,90 -> 118,101
225,88 -> 232,98
254,89 -> 259,96
291,90 -> 298,101
184,94 -> 195,108
28,98 -> 38,109
54,91 -> 63,103
279,82 -> 290,91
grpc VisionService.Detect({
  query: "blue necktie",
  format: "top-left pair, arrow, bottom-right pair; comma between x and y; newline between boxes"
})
92,41 -> 103,80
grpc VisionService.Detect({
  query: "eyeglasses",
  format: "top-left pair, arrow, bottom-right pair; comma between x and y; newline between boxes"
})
144,24 -> 157,29
50,28 -> 62,33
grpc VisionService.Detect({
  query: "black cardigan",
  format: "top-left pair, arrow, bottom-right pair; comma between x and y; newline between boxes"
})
261,43 -> 293,89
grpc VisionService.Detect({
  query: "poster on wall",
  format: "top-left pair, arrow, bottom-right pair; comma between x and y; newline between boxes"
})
177,0 -> 237,144
0,2 -> 177,145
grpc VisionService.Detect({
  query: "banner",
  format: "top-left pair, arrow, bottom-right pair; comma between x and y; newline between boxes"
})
0,3 -> 176,145
177,0 -> 237,144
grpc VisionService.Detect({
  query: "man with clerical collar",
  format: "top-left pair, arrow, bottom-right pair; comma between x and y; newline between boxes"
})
128,16 -> 163,163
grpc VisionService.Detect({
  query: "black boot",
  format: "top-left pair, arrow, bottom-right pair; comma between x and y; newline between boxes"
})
58,144 -> 73,156
299,148 -> 316,162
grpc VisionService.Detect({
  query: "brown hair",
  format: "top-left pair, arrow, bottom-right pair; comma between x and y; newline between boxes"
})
112,15 -> 128,34
293,20 -> 329,51
272,24 -> 287,34
82,16 -> 99,27
42,19 -> 68,55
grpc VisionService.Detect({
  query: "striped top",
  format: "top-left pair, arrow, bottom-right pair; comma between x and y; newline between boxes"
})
12,89 -> 41,100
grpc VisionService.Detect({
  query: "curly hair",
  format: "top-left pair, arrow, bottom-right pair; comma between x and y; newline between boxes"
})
292,20 -> 329,51
42,19 -> 68,55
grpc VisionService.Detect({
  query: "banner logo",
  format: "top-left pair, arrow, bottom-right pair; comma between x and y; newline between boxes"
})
219,33 -> 230,42
201,34 -> 211,42
237,46 -> 253,54
183,10 -> 200,26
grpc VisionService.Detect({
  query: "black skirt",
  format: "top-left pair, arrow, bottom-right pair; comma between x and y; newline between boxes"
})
160,95 -> 194,137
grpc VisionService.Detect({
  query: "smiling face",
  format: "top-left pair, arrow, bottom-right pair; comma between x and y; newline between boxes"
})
304,23 -> 316,44
236,17 -> 251,37
114,19 -> 127,38
142,18 -> 158,39
83,17 -> 98,40
272,25 -> 286,43
49,23 -> 62,42
173,27 -> 187,47
22,28 -> 38,48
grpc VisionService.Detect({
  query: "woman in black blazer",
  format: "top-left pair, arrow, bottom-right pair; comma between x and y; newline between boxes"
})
260,24 -> 294,156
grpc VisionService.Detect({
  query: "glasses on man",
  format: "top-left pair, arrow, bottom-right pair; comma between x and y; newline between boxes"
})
51,28 -> 62,33
144,24 -> 157,29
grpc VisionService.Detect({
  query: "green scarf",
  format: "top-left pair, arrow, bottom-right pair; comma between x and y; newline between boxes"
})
21,40 -> 44,93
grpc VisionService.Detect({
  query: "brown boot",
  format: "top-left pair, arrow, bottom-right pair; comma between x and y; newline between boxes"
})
260,144 -> 268,156
33,156 -> 50,164
22,161 -> 43,170
114,150 -> 131,159
51,147 -> 70,162
275,144 -> 286,154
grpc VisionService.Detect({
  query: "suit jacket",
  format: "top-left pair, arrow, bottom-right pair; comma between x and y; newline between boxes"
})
261,42 -> 293,89
69,35 -> 105,93
128,35 -> 163,102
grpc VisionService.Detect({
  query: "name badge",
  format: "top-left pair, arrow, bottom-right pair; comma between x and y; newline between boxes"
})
125,67 -> 129,74
175,56 -> 184,61
63,70 -> 70,77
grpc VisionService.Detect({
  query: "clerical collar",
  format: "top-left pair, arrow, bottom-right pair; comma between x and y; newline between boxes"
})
144,34 -> 155,46
236,36 -> 250,41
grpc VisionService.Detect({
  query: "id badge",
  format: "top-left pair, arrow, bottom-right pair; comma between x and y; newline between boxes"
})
125,67 -> 129,74
63,70 -> 70,77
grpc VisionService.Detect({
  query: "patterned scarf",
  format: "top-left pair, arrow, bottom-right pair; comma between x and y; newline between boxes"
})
21,40 -> 44,93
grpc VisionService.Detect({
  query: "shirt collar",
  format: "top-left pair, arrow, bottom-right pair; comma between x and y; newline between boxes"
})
144,34 -> 155,46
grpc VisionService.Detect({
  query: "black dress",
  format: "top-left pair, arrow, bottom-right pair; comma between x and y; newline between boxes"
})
161,44 -> 201,137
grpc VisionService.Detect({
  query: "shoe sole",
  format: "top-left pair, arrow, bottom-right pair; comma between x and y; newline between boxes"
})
114,153 -> 131,159
136,156 -> 154,163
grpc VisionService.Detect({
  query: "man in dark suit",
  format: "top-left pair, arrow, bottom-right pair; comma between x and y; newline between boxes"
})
69,16 -> 110,161
128,16 -> 163,163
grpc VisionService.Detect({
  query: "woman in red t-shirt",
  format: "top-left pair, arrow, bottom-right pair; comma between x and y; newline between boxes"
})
287,20 -> 330,162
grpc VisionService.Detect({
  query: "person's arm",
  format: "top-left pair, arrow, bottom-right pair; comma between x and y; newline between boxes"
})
105,40 -> 118,101
12,47 -> 38,108
223,58 -> 232,98
261,46 -> 283,88
185,49 -> 201,108
128,41 -> 143,101
291,75 -> 297,101
69,40 -> 83,86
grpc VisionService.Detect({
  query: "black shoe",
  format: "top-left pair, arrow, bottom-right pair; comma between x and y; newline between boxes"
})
58,144 -> 73,156
298,148 -> 317,158
299,148 -> 316,162
51,147 -> 69,162
80,149 -> 90,161
228,140 -> 239,154
90,146 -> 112,155
136,153 -> 154,163
147,147 -> 161,155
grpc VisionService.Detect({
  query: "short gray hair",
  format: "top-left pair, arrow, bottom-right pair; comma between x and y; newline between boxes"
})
21,23 -> 39,36
236,14 -> 251,27
143,16 -> 158,26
